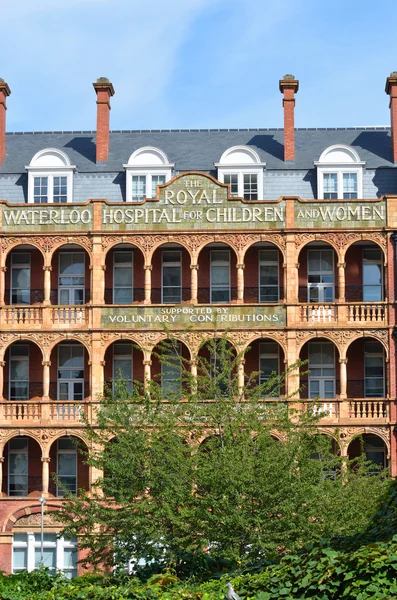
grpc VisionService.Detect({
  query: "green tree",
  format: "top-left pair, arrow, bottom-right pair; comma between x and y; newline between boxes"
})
56,332 -> 390,573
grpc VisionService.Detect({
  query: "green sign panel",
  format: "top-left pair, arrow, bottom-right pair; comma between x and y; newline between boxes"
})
101,305 -> 286,329
2,204 -> 93,232
294,200 -> 387,229
102,174 -> 285,231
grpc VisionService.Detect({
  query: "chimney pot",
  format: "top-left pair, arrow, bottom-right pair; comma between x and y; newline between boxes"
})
0,79 -> 11,166
279,74 -> 299,161
385,72 -> 397,162
93,77 -> 115,163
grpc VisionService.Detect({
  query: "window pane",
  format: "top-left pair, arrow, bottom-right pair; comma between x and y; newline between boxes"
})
13,548 -> 27,570
151,175 -> 165,196
34,548 -> 56,570
224,174 -> 238,196
132,176 -> 146,201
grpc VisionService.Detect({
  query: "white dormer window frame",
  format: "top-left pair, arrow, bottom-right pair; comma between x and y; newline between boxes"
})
314,145 -> 365,200
215,146 -> 266,201
26,149 -> 75,204
123,147 -> 174,203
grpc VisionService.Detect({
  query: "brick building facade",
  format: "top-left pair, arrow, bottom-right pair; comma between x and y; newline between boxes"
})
0,73 -> 396,575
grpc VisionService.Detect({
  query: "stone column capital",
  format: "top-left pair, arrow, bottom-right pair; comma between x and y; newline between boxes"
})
144,265 -> 153,271
41,457 -> 51,463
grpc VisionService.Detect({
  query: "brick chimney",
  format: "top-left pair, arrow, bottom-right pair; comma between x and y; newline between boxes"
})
93,77 -> 115,163
0,79 -> 11,166
279,74 -> 299,162
385,72 -> 397,163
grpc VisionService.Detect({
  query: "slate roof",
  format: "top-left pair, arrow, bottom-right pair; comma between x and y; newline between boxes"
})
0,127 -> 395,174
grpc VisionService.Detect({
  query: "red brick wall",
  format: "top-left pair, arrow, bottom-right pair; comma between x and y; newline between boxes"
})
0,540 -> 11,573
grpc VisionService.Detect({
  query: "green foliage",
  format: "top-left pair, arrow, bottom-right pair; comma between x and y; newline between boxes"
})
54,331 -> 391,573
2,539 -> 397,598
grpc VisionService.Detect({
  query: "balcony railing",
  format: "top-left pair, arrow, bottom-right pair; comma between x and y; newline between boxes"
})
51,306 -> 88,326
0,400 -> 90,423
349,399 -> 389,420
300,304 -> 337,323
347,303 -> 386,323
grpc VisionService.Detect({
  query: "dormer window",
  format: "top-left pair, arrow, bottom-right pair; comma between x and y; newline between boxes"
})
315,145 -> 365,200
215,146 -> 266,201
26,149 -> 75,204
124,147 -> 174,202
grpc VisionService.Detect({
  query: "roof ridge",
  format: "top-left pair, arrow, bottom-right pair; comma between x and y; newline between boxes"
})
5,126 -> 391,135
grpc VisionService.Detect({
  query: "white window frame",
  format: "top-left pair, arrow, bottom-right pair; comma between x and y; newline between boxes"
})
8,437 -> 28,497
12,532 -> 78,577
57,344 -> 84,402
123,147 -> 174,203
112,342 -> 133,395
161,342 -> 182,399
11,252 -> 31,305
210,248 -> 230,304
259,248 -> 279,303
363,248 -> 383,302
162,249 -> 182,304
364,340 -> 385,398
314,145 -> 365,200
57,438 -> 77,497
9,344 -> 29,401
26,149 -> 75,204
307,249 -> 335,303
58,252 -> 85,305
259,341 -> 280,397
308,341 -> 336,399
113,250 -> 134,304
215,146 -> 266,201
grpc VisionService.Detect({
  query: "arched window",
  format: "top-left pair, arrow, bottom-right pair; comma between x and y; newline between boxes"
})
123,147 -> 174,202
314,145 -> 365,200
215,146 -> 266,200
26,149 -> 75,204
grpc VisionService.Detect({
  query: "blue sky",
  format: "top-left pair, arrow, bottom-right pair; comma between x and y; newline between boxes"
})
2,0 -> 397,131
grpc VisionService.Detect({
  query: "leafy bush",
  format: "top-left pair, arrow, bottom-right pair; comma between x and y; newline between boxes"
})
1,538 -> 397,599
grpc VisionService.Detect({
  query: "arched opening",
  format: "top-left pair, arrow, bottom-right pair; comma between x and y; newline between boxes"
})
347,433 -> 388,469
5,245 -> 44,306
103,341 -> 144,397
151,339 -> 191,399
3,341 -> 43,402
49,436 -> 89,497
197,338 -> 237,398
151,243 -> 190,304
197,243 -> 237,304
2,436 -> 42,497
300,338 -> 340,415
298,242 -> 337,303
50,244 -> 90,305
345,241 -> 385,305
49,341 -> 89,402
346,338 -> 386,400
244,338 -> 285,397
244,242 -> 284,303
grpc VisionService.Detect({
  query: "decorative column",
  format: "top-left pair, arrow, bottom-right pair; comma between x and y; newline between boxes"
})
190,264 -> 198,304
190,359 -> 198,395
144,265 -> 152,305
339,358 -> 347,399
41,457 -> 51,496
0,266 -> 6,306
237,358 -> 245,398
0,457 -> 4,496
43,266 -> 52,305
337,262 -> 346,302
143,351 -> 152,393
42,360 -> 51,399
236,264 -> 245,304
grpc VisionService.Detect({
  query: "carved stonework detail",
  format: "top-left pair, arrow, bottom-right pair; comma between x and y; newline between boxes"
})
365,329 -> 388,343
40,236 -> 69,253
221,234 -> 261,254
1,236 -> 44,253
100,332 -> 120,347
14,512 -> 63,528
177,234 -> 213,255
264,233 -> 287,252
360,232 -> 388,252
294,233 -> 316,251
134,235 -> 170,255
